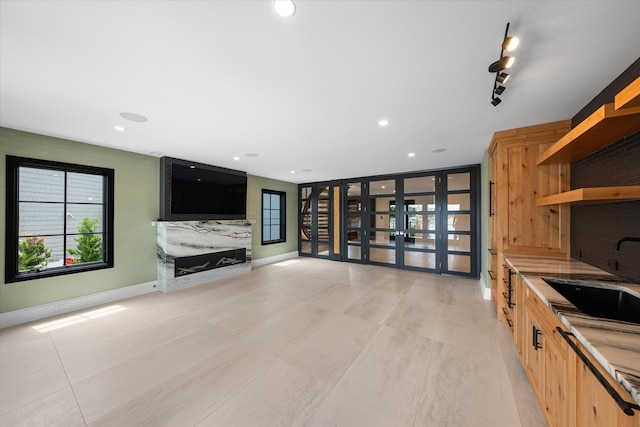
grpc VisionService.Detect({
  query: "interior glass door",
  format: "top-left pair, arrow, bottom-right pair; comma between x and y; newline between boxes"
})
401,175 -> 438,271
443,171 -> 475,275
299,182 -> 341,259
346,182 -> 363,261
337,166 -> 479,277
368,179 -> 398,265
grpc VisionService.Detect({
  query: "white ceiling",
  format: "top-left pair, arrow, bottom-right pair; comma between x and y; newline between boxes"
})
1,1 -> 639,184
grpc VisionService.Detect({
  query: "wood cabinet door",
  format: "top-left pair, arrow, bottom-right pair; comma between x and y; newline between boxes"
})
576,347 -> 640,427
498,141 -> 569,256
524,306 -> 545,401
543,326 -> 575,427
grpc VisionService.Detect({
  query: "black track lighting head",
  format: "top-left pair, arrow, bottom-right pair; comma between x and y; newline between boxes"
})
494,85 -> 506,95
497,72 -> 510,84
491,96 -> 502,106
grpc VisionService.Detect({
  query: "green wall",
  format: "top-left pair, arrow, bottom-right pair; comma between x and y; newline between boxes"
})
1,127 -> 299,314
1,127 -> 160,313
247,175 -> 298,260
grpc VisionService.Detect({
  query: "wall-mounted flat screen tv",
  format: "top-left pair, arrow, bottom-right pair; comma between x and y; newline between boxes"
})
159,157 -> 247,220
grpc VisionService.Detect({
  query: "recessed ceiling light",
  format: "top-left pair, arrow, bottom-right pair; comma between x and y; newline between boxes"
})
378,119 -> 389,127
189,165 -> 196,169
408,152 -> 415,157
114,126 -> 125,132
245,153 -> 259,158
273,0 -> 295,17
233,156 -> 240,161
432,148 -> 447,153
119,112 -> 148,122
290,170 -> 296,174
197,178 -> 201,182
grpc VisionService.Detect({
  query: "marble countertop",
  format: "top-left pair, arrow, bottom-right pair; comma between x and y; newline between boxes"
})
502,255 -> 640,407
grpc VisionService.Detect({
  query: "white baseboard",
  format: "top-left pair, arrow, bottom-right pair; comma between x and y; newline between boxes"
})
479,273 -> 492,300
0,281 -> 158,329
251,251 -> 299,268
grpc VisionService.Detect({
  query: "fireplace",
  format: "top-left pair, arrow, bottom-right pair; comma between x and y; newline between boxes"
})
156,220 -> 252,293
174,249 -> 247,277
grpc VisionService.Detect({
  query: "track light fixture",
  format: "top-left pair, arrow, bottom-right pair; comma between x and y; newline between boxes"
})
496,72 -> 510,84
488,23 -> 519,106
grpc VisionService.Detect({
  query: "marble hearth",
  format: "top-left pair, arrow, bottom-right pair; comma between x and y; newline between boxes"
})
157,220 -> 252,293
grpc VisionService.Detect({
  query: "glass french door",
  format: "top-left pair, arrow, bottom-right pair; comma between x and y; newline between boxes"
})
344,175 -> 440,271
300,182 -> 341,260
400,174 -> 439,270
443,171 -> 476,275
341,166 -> 479,277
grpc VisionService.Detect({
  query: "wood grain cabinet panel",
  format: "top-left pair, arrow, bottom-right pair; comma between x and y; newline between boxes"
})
488,120 -> 571,321
575,341 -> 640,427
489,121 -> 571,259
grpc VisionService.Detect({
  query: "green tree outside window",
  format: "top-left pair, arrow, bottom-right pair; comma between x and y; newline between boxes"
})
18,235 -> 52,271
68,217 -> 103,263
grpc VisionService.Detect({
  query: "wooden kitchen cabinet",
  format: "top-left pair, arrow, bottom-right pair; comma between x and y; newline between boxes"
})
523,284 -> 576,427
524,304 -> 545,399
502,263 -> 526,356
574,340 -> 640,427
488,120 -> 571,321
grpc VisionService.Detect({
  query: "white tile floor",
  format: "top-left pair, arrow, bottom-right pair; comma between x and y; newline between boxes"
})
0,257 -> 546,426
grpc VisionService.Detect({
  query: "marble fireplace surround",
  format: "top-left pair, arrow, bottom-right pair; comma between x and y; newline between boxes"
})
156,220 -> 252,293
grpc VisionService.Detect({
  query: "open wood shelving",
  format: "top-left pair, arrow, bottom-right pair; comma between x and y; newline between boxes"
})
536,103 -> 640,166
615,76 -> 640,110
536,186 -> 640,206
536,78 -> 640,207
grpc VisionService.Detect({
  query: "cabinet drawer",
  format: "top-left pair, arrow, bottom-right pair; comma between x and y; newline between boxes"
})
525,286 -> 565,349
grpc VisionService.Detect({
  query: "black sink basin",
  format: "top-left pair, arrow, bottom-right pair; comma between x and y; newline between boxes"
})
542,278 -> 640,325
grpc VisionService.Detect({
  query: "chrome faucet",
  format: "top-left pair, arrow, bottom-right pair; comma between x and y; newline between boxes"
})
615,237 -> 640,251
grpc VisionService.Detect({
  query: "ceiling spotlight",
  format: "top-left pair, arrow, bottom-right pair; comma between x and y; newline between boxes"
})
494,85 -> 506,95
273,0 -> 296,18
502,36 -> 520,51
114,126 -> 125,132
502,56 -> 515,69
491,97 -> 502,106
488,56 -> 514,72
378,119 -> 389,127
497,72 -> 510,84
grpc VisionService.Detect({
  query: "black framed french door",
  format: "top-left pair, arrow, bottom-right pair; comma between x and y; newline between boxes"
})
299,181 -> 341,260
343,174 -> 441,272
340,166 -> 480,278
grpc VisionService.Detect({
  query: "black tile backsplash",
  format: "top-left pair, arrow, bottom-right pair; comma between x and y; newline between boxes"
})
571,57 -> 640,128
571,132 -> 640,283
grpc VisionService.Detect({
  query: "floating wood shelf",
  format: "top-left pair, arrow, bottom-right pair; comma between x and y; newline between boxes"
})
535,186 -> 640,206
536,103 -> 640,165
615,77 -> 640,110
